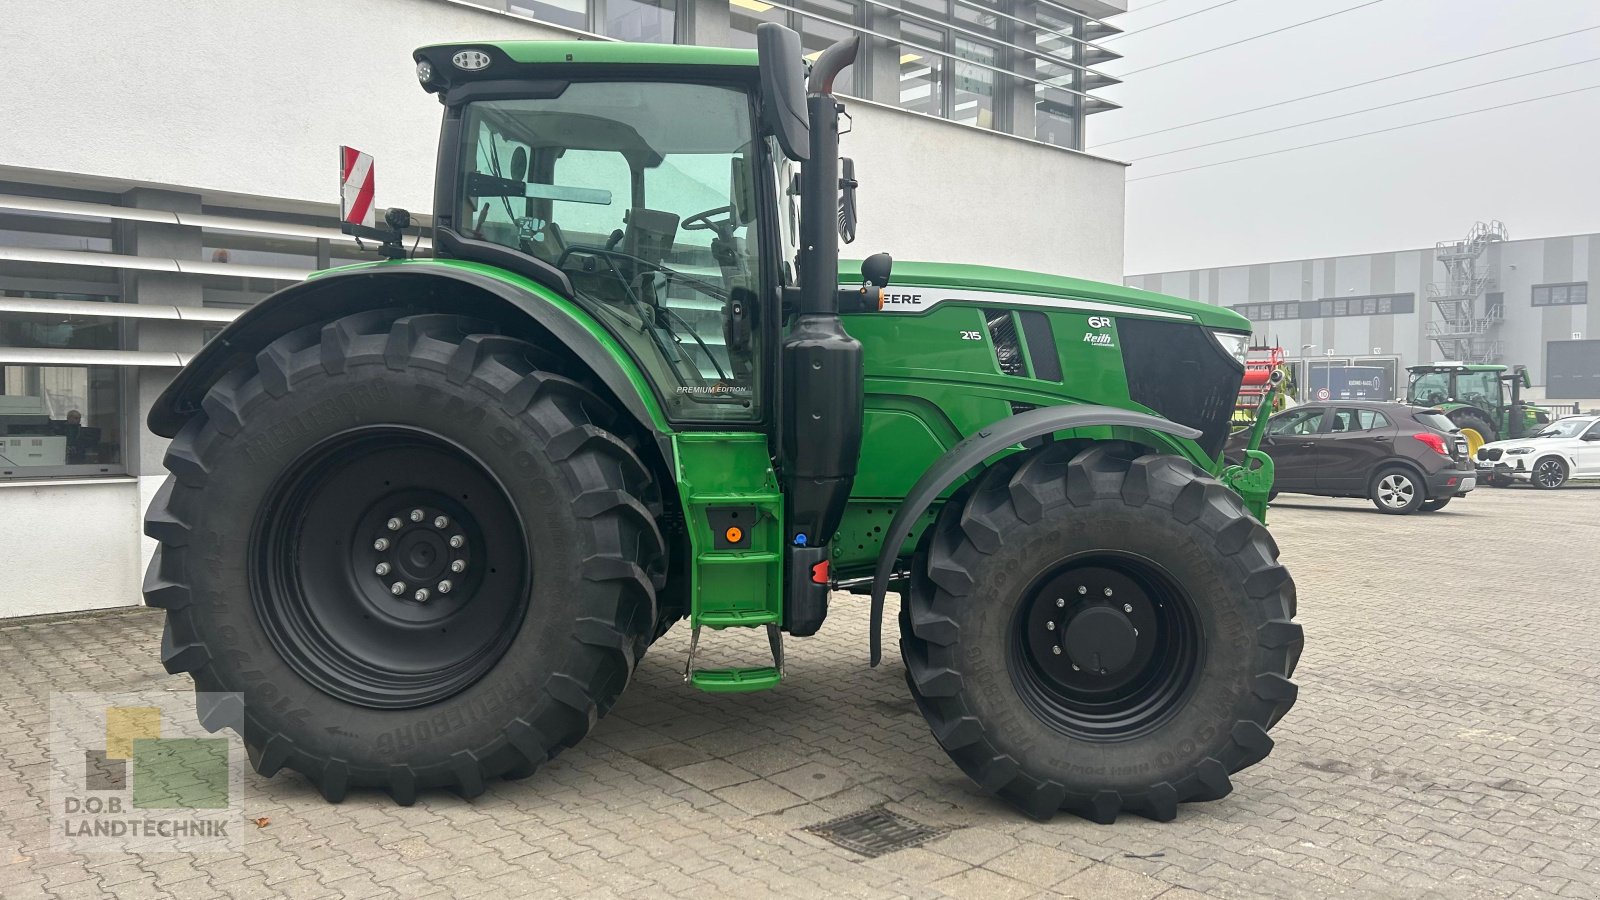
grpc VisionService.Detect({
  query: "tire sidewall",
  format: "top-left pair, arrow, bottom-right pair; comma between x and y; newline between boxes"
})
179,358 -> 611,772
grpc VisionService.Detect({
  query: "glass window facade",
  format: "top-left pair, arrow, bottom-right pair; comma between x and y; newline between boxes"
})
499,0 -> 1113,150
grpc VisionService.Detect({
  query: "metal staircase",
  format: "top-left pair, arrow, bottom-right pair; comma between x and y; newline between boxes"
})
1427,221 -> 1508,364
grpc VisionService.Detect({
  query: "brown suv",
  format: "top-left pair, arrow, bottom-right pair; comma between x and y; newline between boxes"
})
1226,401 -> 1476,514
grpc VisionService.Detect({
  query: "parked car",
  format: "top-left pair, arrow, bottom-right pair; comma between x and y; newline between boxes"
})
1226,401 -> 1475,514
1475,414 -> 1600,489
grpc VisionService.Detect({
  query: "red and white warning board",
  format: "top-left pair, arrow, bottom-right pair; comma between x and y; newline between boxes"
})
339,146 -> 376,229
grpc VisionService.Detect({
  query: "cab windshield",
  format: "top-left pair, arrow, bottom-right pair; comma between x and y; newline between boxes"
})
457,81 -> 764,421
1407,371 -> 1451,406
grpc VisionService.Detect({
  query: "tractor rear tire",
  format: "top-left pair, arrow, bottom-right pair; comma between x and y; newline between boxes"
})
901,443 -> 1301,823
1448,409 -> 1497,457
144,310 -> 663,803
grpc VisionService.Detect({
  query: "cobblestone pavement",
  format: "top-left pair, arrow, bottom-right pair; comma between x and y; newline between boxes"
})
2,485 -> 1597,899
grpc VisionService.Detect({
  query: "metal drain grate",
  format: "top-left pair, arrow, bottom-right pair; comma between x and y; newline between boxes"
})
805,805 -> 951,858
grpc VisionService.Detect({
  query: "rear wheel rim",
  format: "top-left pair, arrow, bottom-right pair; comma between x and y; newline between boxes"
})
1534,460 -> 1565,488
252,427 -> 530,709
1459,427 -> 1485,456
1377,473 -> 1415,509
1009,553 -> 1203,741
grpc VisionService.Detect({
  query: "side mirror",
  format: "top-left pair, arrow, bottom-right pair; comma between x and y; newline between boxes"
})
861,252 -> 892,289
838,157 -> 858,244
756,24 -> 809,162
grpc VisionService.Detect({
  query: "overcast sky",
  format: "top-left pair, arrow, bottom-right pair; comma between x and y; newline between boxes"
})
1092,0 -> 1600,275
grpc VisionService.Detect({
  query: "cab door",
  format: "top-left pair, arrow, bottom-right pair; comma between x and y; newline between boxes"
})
1262,406 -> 1328,491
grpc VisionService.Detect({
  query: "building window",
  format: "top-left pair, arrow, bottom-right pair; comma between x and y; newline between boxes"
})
1532,282 -> 1588,306
1034,5 -> 1081,148
899,22 -> 946,117
602,0 -> 676,42
202,231 -> 317,271
509,0 -> 588,31
1,365 -> 124,476
952,37 -> 1000,130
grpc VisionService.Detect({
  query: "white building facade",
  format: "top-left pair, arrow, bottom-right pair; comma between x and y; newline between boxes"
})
0,0 -> 1129,617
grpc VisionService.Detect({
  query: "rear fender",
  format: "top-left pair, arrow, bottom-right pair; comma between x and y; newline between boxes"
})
866,405 -> 1202,665
147,261 -> 669,440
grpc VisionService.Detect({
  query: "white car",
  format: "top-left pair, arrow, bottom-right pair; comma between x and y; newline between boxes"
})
1475,414 -> 1600,489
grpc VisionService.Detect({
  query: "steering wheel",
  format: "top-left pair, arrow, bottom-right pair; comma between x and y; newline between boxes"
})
682,206 -> 737,240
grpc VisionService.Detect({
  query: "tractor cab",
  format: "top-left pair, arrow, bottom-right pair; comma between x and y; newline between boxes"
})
1405,362 -> 1542,452
415,46 -> 782,422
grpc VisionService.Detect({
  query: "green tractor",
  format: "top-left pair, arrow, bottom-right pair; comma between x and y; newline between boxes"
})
142,28 -> 1300,822
1404,362 -> 1551,457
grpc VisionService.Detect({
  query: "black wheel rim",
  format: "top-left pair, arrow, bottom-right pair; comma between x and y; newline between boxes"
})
1008,553 -> 1203,741
1534,460 -> 1564,488
251,427 -> 530,709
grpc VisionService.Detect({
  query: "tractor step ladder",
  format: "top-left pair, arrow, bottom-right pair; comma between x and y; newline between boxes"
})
671,434 -> 786,693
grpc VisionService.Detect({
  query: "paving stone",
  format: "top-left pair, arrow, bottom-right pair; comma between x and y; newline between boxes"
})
928,865 -> 1038,900
4,488 -> 1600,899
668,759 -> 759,791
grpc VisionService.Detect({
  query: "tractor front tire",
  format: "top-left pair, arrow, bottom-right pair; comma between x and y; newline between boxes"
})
1449,410 -> 1497,457
144,310 -> 663,803
901,443 -> 1301,822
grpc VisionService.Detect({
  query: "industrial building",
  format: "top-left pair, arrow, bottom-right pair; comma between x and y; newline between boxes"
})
1126,226 -> 1600,406
0,0 -> 1129,617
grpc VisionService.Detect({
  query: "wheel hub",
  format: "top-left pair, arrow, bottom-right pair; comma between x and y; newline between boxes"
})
373,507 -> 469,600
1063,606 -> 1138,675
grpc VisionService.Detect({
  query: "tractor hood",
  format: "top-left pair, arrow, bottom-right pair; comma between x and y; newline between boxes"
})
845,260 -> 1252,332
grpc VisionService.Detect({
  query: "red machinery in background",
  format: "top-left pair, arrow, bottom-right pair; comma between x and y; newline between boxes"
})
1234,344 -> 1290,425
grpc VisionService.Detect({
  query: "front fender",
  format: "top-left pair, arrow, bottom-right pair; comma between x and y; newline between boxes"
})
867,405 -> 1202,665
148,261 -> 668,439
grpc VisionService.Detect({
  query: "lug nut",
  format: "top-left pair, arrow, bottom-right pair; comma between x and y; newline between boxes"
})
1123,603 -> 1133,613
1055,597 -> 1065,608
387,518 -> 403,531
390,582 -> 406,596
1072,663 -> 1080,671
434,515 -> 449,529
450,559 -> 466,573
1052,645 -> 1062,655
437,580 -> 452,594
1045,620 -> 1056,631
375,562 -> 391,576
414,588 -> 431,602
449,535 -> 465,549
1077,586 -> 1087,595
373,538 -> 390,551
409,509 -> 425,523
1104,587 -> 1114,596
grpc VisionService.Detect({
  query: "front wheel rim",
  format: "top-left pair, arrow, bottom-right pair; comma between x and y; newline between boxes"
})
1378,474 -> 1415,508
1535,461 -> 1565,488
251,427 -> 531,709
1009,553 -> 1204,741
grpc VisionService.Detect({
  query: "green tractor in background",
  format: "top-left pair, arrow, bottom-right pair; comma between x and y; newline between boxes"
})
142,27 -> 1300,822
1405,362 -> 1551,459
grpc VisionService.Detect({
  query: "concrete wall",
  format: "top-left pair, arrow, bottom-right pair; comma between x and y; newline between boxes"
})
1127,232 -> 1600,394
0,479 -> 145,617
1,0 -> 1126,281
